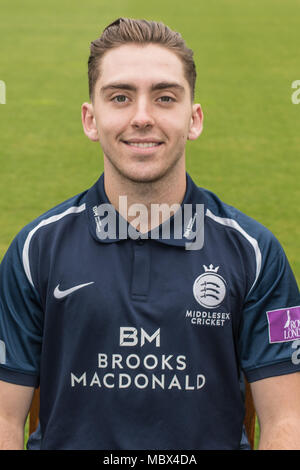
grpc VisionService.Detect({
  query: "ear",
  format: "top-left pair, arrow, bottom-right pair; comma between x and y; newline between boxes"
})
188,104 -> 204,140
81,102 -> 99,142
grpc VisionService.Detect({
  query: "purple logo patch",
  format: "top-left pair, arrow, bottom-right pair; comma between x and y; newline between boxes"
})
266,306 -> 300,343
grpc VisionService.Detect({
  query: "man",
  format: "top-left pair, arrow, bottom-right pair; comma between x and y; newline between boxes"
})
0,18 -> 299,450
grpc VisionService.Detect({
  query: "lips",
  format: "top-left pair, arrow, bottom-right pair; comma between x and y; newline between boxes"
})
121,139 -> 164,151
124,141 -> 162,148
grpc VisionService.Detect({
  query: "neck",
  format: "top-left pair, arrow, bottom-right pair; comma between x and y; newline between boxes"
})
103,161 -> 187,233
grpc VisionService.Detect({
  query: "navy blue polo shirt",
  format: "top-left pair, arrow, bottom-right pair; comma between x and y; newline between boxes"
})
0,173 -> 299,450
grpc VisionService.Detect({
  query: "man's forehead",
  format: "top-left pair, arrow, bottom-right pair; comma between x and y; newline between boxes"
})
99,43 -> 187,86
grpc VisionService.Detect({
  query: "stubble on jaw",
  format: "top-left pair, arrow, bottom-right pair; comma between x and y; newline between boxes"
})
102,145 -> 186,199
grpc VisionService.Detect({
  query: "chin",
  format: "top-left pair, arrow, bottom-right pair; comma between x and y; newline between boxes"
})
122,166 -> 169,184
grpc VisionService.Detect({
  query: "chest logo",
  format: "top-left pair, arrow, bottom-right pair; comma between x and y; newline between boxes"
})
193,265 -> 227,308
54,282 -> 94,299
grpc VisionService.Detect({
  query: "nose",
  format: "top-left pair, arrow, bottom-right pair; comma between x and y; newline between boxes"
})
130,97 -> 155,129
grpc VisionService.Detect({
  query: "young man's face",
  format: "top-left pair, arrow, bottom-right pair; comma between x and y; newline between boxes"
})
82,43 -> 203,184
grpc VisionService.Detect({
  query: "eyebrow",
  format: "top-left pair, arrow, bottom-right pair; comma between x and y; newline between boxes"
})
100,81 -> 185,94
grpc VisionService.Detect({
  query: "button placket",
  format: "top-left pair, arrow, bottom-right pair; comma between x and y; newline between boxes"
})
131,239 -> 150,300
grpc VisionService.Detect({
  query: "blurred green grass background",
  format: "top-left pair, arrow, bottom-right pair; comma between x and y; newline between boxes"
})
0,0 -> 299,275
1,0 -> 299,451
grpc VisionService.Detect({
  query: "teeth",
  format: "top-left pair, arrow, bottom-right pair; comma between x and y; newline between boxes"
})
127,142 -> 160,148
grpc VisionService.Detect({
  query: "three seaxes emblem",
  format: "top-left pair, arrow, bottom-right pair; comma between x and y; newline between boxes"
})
193,264 -> 227,309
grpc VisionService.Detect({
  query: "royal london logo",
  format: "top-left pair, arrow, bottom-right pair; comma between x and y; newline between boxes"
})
193,264 -> 227,308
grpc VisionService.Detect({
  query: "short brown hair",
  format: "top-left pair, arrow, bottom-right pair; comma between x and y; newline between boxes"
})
88,18 -> 197,102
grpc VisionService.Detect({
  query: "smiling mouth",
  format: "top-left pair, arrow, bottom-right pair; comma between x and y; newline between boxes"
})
122,141 -> 163,149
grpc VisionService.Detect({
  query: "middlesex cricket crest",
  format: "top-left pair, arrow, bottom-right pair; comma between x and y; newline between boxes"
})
193,264 -> 227,308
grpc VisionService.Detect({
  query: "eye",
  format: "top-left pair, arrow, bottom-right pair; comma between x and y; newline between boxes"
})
158,96 -> 175,103
112,95 -> 128,103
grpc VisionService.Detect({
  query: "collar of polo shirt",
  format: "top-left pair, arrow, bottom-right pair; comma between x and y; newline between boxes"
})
86,173 -> 204,248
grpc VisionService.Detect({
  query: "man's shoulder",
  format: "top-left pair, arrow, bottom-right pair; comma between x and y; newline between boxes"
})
196,184 -> 277,246
188,179 -> 285,268
15,189 -> 89,247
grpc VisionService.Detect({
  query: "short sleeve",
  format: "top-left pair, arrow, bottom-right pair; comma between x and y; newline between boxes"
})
239,233 -> 300,382
0,229 -> 43,387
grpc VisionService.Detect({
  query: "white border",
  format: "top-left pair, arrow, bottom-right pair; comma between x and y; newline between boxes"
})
205,208 -> 262,294
22,204 -> 86,288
